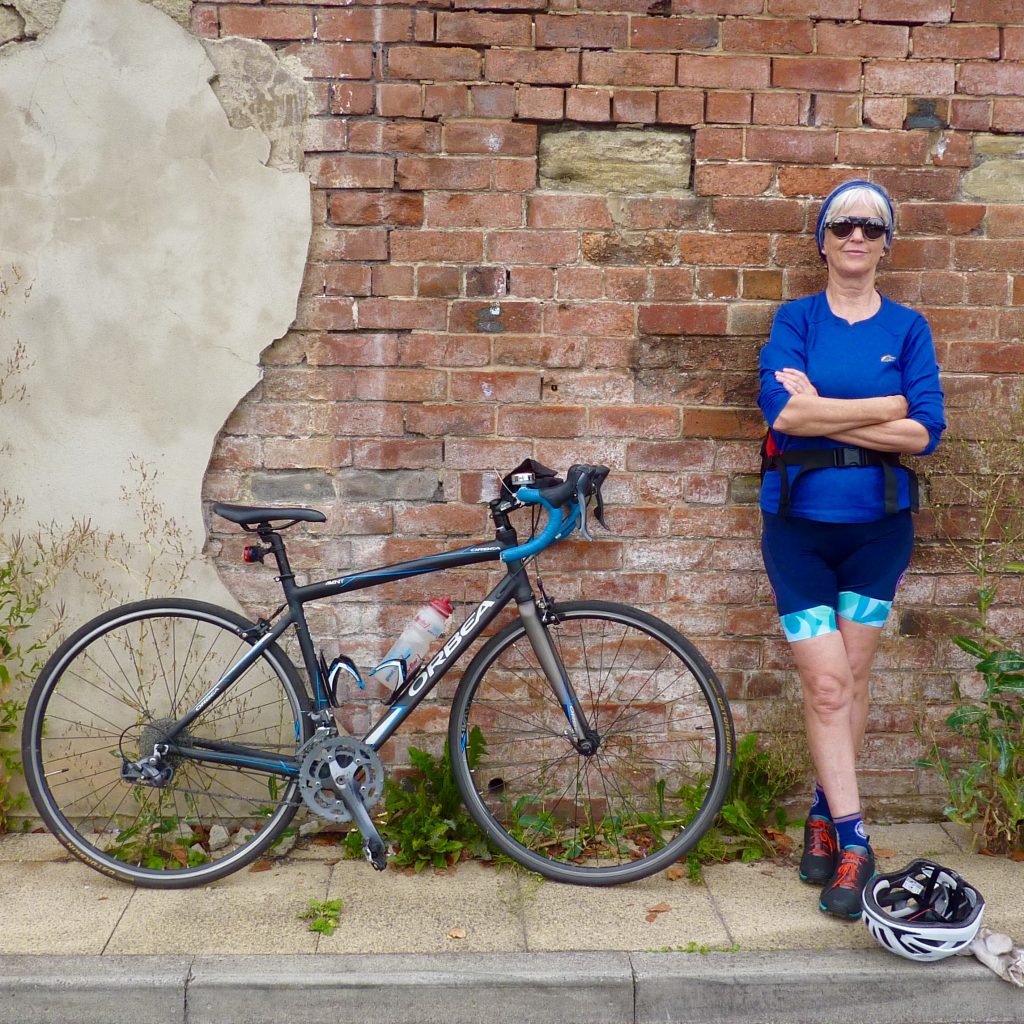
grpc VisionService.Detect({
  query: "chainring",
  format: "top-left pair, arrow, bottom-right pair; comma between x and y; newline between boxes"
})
297,734 -> 385,823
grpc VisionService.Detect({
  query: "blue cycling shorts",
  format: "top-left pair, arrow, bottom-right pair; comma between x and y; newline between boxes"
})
761,511 -> 914,643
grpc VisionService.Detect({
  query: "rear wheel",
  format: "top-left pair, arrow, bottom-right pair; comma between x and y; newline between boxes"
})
22,599 -> 312,888
449,601 -> 733,885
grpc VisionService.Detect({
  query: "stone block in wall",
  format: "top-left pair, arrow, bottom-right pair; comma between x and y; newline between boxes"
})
963,134 -> 1024,201
538,127 -> 691,194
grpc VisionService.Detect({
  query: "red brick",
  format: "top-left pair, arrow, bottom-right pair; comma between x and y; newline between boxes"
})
605,268 -> 648,301
324,265 -> 372,296
485,49 -> 579,85
528,195 -> 613,229
683,407 -> 762,439
591,406 -> 679,438
311,226 -> 387,262
865,61 -> 955,96
453,0 -> 546,7
861,0 -> 951,21
638,303 -> 729,335
706,92 -> 752,125
694,163 -> 774,196
678,55 -> 771,90
423,84 -> 470,119
953,239 -> 1023,272
388,46 -> 481,82
436,12 -> 531,46
509,267 -> 556,297
282,43 -> 374,79
450,371 -> 541,404
772,57 -> 861,93
220,7 -> 312,39
493,159 -> 537,192
583,52 -> 677,88
630,16 -> 718,51
390,230 -> 484,262
863,97 -> 905,130
873,168 -> 960,201
618,197 -> 709,229
886,238 -> 952,271
396,156 -> 490,191
470,85 -> 516,119
810,94 -> 861,129
543,302 -> 635,336
753,92 -> 802,125
993,99 -> 1024,132
694,127 -> 744,160
613,90 -> 657,123
817,22 -> 909,58
317,402 -> 404,438
565,89 -> 612,122
768,0 -> 858,13
516,86 -> 564,121
838,130 -> 930,166
357,298 -> 448,331
317,9 -> 415,42
742,269 -> 784,300
304,118 -> 347,153
712,197 -> 805,232
376,84 -> 423,118
486,230 -> 578,265
537,13 -> 629,48
307,155 -> 394,189
958,63 -> 1024,97
493,335 -> 585,367
949,98 -> 990,131
497,406 -> 587,437
190,5 -> 217,38
696,268 -> 739,298
983,206 -> 1024,238
657,91 -> 704,125
398,334 -> 491,367
417,266 -> 461,298
746,127 -> 836,164
721,17 -> 813,54
898,203 -> 985,236
966,273 -> 1008,304
449,299 -> 543,335
370,265 -> 414,296
331,82 -> 376,115
425,193 -> 523,228
912,25 -> 999,59
1007,27 -> 1024,60
296,296 -> 356,332
306,333 -> 398,368
354,369 -> 446,402
953,0 -> 1024,20
672,0 -> 763,11
348,121 -> 441,154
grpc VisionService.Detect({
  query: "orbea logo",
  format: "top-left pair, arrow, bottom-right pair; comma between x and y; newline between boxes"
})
407,600 -> 496,697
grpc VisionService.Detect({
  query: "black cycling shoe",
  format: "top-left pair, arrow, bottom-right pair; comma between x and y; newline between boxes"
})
819,845 -> 875,920
799,816 -> 838,885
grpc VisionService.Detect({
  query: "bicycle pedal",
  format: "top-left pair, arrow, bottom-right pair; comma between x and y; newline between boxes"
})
364,838 -> 388,871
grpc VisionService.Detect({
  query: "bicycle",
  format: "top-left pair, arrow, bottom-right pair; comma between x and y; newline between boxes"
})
22,462 -> 734,889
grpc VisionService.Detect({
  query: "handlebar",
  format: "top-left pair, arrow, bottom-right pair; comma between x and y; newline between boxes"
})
498,464 -> 610,564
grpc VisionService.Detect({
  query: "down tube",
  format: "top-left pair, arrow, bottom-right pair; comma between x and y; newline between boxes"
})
362,573 -> 520,749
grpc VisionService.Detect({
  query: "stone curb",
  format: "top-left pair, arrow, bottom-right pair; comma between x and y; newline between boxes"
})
1,951 -> 1020,1024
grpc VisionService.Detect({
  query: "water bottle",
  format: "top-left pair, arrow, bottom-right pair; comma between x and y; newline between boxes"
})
372,598 -> 454,693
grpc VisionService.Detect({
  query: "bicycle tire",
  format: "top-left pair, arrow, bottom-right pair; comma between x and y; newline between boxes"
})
449,600 -> 734,885
22,599 -> 312,888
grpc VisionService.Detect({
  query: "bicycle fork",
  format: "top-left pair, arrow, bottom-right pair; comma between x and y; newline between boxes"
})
517,599 -> 600,755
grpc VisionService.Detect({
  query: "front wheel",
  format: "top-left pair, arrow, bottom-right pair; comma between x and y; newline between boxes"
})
449,601 -> 734,885
22,599 -> 312,888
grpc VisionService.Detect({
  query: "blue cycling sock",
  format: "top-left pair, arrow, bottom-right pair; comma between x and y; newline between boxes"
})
809,783 -> 832,822
834,810 -> 870,851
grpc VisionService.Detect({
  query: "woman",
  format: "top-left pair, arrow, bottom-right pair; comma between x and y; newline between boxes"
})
758,180 -> 946,920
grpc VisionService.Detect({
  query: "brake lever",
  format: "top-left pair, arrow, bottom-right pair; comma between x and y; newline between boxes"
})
575,474 -> 592,541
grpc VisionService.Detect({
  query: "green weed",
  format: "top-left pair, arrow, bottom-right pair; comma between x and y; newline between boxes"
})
299,898 -> 343,936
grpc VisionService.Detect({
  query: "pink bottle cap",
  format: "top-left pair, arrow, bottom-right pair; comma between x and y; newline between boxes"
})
430,597 -> 454,617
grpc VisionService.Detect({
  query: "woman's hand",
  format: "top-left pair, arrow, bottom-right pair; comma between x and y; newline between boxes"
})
774,368 -> 819,397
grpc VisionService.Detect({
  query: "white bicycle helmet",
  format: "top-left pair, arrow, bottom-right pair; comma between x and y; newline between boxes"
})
862,859 -> 985,962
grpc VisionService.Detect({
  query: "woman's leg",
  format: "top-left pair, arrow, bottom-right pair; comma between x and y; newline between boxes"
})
837,617 -> 885,754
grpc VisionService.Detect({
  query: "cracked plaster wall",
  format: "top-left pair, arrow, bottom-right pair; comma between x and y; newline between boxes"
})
0,0 -> 311,615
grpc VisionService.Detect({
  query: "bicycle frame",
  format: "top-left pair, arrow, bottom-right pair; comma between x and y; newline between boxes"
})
163,520 -> 591,781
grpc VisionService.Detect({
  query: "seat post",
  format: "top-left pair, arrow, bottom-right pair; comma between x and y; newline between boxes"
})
260,530 -> 296,585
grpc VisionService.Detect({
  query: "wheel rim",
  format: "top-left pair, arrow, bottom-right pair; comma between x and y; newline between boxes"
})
459,608 -> 728,879
29,607 -> 305,881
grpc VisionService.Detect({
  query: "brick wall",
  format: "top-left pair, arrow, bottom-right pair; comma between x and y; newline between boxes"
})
194,0 -> 1024,817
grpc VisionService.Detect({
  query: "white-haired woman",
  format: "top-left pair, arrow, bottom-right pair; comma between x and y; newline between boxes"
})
758,180 -> 946,919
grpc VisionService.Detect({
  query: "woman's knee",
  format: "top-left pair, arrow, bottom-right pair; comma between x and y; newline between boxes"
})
801,669 -> 854,717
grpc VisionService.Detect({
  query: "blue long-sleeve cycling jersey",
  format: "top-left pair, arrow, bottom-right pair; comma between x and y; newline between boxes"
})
758,292 -> 946,523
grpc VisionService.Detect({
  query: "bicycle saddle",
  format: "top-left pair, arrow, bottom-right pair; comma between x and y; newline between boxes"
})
212,502 -> 327,527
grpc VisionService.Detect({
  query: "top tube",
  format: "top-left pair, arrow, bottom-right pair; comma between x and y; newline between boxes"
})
500,490 -> 581,563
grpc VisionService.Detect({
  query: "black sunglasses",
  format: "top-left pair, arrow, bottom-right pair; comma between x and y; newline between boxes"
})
827,217 -> 887,240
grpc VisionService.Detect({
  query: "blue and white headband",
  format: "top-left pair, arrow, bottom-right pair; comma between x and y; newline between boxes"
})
815,180 -> 895,255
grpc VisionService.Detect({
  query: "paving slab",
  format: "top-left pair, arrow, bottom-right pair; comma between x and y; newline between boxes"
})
520,869 -> 730,952
321,860 -> 526,953
187,952 -> 635,1024
632,949 -> 1024,1024
0,955 -> 191,1024
104,858 -> 330,955
0,861 -> 132,954
0,833 -> 68,864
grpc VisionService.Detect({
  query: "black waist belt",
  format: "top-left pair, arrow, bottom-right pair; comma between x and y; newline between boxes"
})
765,446 -> 919,517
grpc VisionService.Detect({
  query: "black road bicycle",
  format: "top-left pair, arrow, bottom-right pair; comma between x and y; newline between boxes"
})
22,463 -> 734,888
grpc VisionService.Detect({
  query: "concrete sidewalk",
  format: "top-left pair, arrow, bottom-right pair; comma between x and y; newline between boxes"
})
1,822 -> 1021,1023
